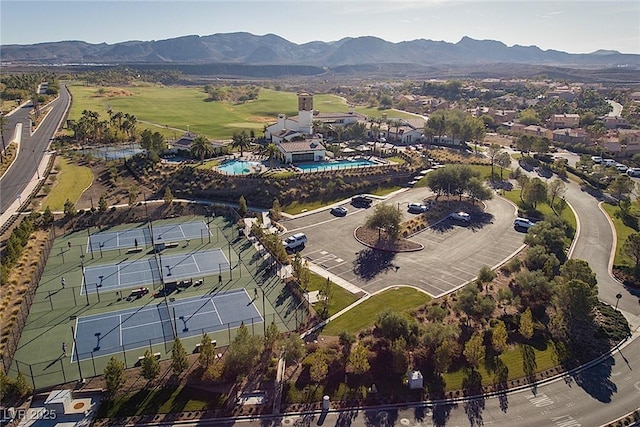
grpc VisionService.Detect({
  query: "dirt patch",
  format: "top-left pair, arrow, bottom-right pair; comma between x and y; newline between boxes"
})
92,89 -> 134,98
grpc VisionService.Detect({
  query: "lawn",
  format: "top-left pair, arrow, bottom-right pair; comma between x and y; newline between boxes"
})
501,189 -> 577,234
443,340 -> 558,391
66,83 -> 417,141
602,203 -> 635,267
96,385 -> 227,417
41,157 -> 93,211
306,272 -> 359,317
322,287 -> 431,336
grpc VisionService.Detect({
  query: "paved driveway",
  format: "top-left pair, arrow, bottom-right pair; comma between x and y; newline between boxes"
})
281,190 -> 525,297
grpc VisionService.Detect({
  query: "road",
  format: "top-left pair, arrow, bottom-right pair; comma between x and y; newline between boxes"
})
0,84 -> 70,214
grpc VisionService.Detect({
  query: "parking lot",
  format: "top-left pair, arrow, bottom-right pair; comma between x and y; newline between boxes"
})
281,190 -> 525,297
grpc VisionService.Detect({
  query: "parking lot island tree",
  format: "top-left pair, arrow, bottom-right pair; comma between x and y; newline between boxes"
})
104,357 -> 126,396
365,202 -> 402,241
170,337 -> 189,375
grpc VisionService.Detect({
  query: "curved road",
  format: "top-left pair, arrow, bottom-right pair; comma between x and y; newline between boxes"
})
0,84 -> 70,214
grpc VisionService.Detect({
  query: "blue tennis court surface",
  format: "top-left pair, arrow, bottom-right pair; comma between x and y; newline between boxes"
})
72,289 -> 262,361
87,221 -> 211,251
82,249 -> 230,294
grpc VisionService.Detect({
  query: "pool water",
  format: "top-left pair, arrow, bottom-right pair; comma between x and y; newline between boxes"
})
217,160 -> 261,175
296,158 -> 377,172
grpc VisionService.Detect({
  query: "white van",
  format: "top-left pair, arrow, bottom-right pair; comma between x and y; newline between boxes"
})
283,233 -> 307,250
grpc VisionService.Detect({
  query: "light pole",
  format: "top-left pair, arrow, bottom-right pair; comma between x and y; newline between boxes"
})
80,254 -> 89,305
615,293 -> 622,310
70,326 -> 84,383
32,149 -> 40,179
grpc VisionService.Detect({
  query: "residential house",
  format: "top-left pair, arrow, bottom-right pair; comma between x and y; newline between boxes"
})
492,110 -> 517,125
523,125 -> 553,140
604,116 -> 628,129
601,130 -> 640,157
549,114 -> 580,129
552,128 -> 590,145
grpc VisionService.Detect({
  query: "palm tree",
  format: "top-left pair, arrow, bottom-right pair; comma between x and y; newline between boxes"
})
190,135 -> 214,162
231,130 -> 251,157
259,143 -> 280,167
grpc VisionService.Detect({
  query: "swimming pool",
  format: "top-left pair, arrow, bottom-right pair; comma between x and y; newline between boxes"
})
295,158 -> 378,172
217,159 -> 261,175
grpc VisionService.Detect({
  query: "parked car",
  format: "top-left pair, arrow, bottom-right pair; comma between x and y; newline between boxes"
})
514,217 -> 535,231
408,203 -> 428,214
351,195 -> 373,208
602,158 -> 616,166
591,156 -> 603,164
615,163 -> 628,172
283,232 -> 308,250
330,206 -> 348,217
627,168 -> 640,177
130,287 -> 150,299
449,211 -> 471,223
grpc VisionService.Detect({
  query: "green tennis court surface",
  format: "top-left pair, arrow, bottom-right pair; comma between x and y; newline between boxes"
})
72,289 -> 261,361
81,249 -> 230,294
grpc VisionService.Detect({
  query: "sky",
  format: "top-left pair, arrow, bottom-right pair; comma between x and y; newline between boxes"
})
1,0 -> 639,54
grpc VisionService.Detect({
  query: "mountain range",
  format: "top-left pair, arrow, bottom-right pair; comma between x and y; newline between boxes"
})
2,32 -> 639,69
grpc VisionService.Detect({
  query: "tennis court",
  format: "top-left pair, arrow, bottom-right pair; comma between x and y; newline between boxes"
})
72,289 -> 262,361
82,249 -> 230,294
87,220 -> 211,251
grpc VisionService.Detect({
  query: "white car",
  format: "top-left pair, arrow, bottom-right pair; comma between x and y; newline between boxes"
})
591,156 -> 603,164
615,163 -> 628,172
449,211 -> 471,223
283,232 -> 307,250
514,217 -> 535,230
408,203 -> 428,213
627,168 -> 640,177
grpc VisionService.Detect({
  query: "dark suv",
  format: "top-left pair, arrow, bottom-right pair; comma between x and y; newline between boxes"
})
351,195 -> 373,208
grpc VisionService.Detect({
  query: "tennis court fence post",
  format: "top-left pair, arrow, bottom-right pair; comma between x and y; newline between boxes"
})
91,352 -> 96,376
122,346 -> 127,368
28,364 -> 36,390
59,359 -> 66,383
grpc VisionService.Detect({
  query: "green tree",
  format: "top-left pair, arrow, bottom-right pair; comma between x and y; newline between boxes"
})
477,265 -> 496,293
554,279 -> 597,322
623,233 -> 640,273
390,337 -> 409,374
141,350 -> 161,380
466,177 -> 493,203
365,202 -> 402,241
198,333 -> 216,368
283,334 -> 306,365
338,331 -> 355,358
264,321 -> 280,353
547,179 -> 566,211
104,357 -> 125,395
376,309 -> 418,342
128,186 -> 138,206
13,371 -> 31,399
319,277 -> 333,318
559,259 -> 597,288
486,144 -> 502,178
63,199 -> 75,219
305,352 -> 328,384
347,343 -> 370,375
238,195 -> 248,218
519,307 -> 534,340
190,135 -> 215,162
231,130 -> 251,156
98,194 -> 108,212
171,337 -> 189,375
495,152 -> 512,180
223,323 -> 263,380
518,108 -> 541,125
463,332 -> 486,368
163,187 -> 173,205
492,320 -> 508,354
269,198 -> 282,221
608,174 -> 635,202
42,205 -> 54,226
523,177 -> 547,208
434,339 -> 456,374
